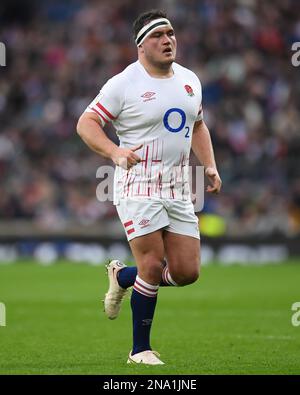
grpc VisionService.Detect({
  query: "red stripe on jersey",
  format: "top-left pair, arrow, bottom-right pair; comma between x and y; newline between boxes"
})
96,103 -> 116,120
127,228 -> 135,235
91,107 -> 109,123
145,145 -> 149,170
124,220 -> 133,228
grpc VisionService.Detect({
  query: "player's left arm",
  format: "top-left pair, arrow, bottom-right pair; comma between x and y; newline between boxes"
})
192,120 -> 222,194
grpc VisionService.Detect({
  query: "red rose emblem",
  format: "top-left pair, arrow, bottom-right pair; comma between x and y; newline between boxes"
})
184,85 -> 194,96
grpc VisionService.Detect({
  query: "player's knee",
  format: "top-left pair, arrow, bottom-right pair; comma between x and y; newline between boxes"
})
172,268 -> 200,286
138,257 -> 163,284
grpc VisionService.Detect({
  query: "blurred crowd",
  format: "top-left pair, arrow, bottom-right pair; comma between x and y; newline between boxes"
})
0,0 -> 300,237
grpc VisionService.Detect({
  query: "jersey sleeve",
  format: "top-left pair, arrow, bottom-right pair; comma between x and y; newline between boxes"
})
194,75 -> 204,122
84,75 -> 125,127
195,103 -> 203,122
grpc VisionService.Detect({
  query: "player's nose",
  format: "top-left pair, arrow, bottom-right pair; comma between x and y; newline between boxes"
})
162,33 -> 172,44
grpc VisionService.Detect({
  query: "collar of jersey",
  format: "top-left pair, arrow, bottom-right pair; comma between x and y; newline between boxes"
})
137,60 -> 176,81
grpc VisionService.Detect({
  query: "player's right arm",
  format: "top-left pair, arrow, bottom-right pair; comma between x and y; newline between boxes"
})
76,111 -> 142,169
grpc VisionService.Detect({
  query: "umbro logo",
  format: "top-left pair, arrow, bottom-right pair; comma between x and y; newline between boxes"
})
141,91 -> 156,102
138,219 -> 150,228
142,318 -> 153,326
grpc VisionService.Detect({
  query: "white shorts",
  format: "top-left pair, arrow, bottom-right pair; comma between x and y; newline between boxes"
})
116,198 -> 200,241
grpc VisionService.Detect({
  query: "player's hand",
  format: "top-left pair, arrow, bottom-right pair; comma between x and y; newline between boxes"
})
111,144 -> 143,170
205,167 -> 222,194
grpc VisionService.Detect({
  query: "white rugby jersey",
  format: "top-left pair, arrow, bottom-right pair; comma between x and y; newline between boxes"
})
85,60 -> 203,204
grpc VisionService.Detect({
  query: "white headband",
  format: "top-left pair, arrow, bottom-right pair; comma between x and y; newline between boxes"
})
135,18 -> 173,46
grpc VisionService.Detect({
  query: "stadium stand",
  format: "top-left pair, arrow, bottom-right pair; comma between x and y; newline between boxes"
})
0,0 -> 299,239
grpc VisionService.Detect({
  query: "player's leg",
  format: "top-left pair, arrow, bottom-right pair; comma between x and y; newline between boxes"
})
104,198 -> 176,320
162,199 -> 201,286
163,232 -> 200,286
117,259 -> 173,288
127,229 -> 165,364
104,198 -> 168,364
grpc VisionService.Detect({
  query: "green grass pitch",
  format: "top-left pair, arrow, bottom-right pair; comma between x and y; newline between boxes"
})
0,260 -> 300,375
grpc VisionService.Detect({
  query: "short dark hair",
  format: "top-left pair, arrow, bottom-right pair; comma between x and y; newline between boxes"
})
133,9 -> 168,40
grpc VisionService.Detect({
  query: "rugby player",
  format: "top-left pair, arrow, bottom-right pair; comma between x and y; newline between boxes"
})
77,9 -> 222,365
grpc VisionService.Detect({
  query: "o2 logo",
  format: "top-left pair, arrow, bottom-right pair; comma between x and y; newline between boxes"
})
163,108 -> 190,138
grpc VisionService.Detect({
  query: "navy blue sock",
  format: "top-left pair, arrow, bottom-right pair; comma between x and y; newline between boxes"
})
131,276 -> 159,355
117,267 -> 137,289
